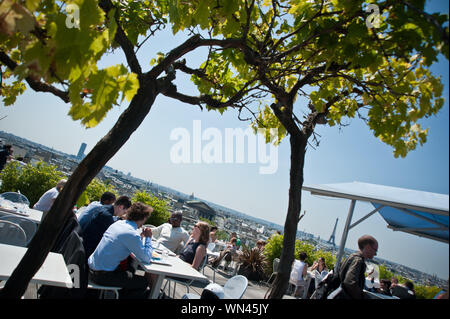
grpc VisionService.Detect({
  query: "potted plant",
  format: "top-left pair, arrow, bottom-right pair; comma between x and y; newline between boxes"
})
238,245 -> 268,282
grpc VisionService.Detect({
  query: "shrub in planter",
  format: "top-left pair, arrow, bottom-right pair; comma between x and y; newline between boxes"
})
238,246 -> 268,282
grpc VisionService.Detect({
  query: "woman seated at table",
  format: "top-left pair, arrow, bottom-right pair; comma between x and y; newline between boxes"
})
308,257 -> 329,295
310,257 -> 329,278
178,221 -> 209,270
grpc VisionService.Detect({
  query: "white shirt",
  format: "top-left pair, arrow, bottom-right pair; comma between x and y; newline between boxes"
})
290,260 -> 307,283
151,223 -> 190,253
33,187 -> 59,213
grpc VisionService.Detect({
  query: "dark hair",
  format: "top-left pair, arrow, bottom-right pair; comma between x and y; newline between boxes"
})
210,226 -> 218,232
381,279 -> 391,289
114,196 -> 131,209
357,235 -> 377,250
201,289 -> 220,299
127,202 -> 152,222
170,211 -> 183,220
404,281 -> 414,291
299,252 -> 307,261
4,144 -> 12,150
100,192 -> 116,205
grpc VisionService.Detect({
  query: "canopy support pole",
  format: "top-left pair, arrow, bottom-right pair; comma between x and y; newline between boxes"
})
335,199 -> 356,273
349,205 -> 385,229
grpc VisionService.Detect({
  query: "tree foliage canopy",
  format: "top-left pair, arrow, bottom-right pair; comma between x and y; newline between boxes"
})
1,0 -> 448,156
131,190 -> 170,226
164,0 -> 448,157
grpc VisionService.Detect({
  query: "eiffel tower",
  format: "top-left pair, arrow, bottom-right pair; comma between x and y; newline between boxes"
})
327,218 -> 338,247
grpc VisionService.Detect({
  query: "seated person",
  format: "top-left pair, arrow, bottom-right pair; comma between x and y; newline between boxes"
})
80,195 -> 131,258
391,282 -> 416,299
255,240 -> 266,252
209,226 -> 218,243
151,210 -> 189,253
77,191 -> 116,223
308,257 -> 329,295
230,232 -> 241,250
88,202 -> 154,299
378,279 -> 392,296
289,252 -> 309,297
211,237 -> 238,268
178,221 -> 209,270
33,179 -> 67,215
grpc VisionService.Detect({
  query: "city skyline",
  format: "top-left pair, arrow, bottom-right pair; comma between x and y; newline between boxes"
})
1,1 -> 448,280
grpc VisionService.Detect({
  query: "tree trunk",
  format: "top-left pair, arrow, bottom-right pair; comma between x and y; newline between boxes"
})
268,133 -> 307,299
0,80 -> 158,298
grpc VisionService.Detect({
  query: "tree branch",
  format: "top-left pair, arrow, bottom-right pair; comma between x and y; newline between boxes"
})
0,51 -> 69,103
98,0 -> 143,75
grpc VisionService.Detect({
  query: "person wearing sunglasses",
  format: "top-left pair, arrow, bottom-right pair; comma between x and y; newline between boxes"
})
178,221 -> 209,270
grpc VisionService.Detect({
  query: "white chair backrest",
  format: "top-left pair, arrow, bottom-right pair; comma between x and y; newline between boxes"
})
197,254 -> 208,272
0,220 -> 27,246
223,275 -> 248,299
0,215 -> 37,245
273,258 -> 280,272
0,192 -> 30,206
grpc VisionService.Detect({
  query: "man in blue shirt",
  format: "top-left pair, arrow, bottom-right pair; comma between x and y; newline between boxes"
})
77,191 -> 116,225
88,202 -> 154,299
80,195 -> 131,259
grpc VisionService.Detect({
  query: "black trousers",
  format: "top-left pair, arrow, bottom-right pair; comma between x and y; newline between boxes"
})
89,264 -> 149,299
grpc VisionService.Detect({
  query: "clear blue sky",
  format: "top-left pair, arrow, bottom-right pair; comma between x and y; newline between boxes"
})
1,1 -> 448,279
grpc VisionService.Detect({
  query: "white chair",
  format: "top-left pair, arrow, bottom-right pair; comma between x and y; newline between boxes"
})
223,275 -> 248,299
0,215 -> 37,245
0,220 -> 27,246
266,258 -> 280,285
87,281 -> 121,299
0,192 -> 30,206
289,276 -> 312,299
163,254 -> 208,299
182,275 -> 248,299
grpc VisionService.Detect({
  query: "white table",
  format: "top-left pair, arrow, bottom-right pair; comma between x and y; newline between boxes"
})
134,253 -> 209,299
0,206 -> 43,224
0,243 -> 73,289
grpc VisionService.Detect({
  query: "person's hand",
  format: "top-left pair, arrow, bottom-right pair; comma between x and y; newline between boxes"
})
142,227 -> 152,238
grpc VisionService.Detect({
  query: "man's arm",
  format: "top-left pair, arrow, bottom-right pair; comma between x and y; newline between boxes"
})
151,224 -> 164,239
125,231 -> 152,264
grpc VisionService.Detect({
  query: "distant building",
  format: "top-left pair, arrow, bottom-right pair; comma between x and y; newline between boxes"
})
185,200 -> 216,221
77,143 -> 87,160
